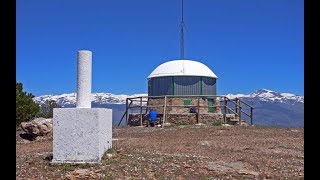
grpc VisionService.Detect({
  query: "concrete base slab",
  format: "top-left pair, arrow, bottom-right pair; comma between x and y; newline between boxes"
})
52,108 -> 112,163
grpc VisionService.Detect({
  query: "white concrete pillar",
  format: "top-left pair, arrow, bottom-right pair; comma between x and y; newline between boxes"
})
76,50 -> 92,108
52,50 -> 112,164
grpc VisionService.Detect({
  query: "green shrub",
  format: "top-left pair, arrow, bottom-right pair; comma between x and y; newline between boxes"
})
176,121 -> 191,126
61,164 -> 75,171
212,119 -> 222,126
16,82 -> 40,126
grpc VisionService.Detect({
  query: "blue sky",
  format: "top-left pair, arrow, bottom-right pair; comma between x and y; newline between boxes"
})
16,0 -> 304,96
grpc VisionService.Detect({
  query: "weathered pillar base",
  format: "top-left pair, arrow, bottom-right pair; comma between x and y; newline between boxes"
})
52,108 -> 112,163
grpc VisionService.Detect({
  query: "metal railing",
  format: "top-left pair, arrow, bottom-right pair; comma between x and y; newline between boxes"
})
118,95 -> 254,127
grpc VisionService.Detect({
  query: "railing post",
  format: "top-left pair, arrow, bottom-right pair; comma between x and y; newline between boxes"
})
239,105 -> 242,125
145,97 -> 149,114
162,96 -> 167,128
224,97 -> 227,123
250,107 -> 253,125
197,97 -> 200,124
140,97 -> 143,126
125,98 -> 129,125
235,98 -> 238,114
238,99 -> 241,118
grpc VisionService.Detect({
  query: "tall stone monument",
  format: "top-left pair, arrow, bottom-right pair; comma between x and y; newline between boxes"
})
52,50 -> 112,163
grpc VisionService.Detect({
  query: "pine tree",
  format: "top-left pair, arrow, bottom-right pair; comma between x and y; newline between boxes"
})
16,82 -> 40,126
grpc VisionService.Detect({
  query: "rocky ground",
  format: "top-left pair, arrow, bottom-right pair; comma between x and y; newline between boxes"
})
16,125 -> 304,179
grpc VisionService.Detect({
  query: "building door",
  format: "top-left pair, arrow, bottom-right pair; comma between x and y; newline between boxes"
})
208,98 -> 215,113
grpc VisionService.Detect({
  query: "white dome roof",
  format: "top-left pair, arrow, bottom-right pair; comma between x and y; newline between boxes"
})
148,60 -> 218,79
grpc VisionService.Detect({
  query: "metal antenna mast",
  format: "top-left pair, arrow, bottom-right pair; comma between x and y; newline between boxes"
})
180,0 -> 185,60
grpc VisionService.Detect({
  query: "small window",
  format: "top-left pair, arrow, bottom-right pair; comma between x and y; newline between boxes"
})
184,99 -> 191,106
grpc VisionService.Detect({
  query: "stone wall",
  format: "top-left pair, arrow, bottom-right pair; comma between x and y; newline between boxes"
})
128,113 -> 223,126
199,113 -> 223,124
127,97 -> 223,126
167,113 -> 223,124
148,97 -> 222,114
127,114 -> 149,126
166,113 -> 197,124
148,98 -> 165,114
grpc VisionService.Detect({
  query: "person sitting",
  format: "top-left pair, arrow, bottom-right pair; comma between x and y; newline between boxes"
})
190,107 -> 197,113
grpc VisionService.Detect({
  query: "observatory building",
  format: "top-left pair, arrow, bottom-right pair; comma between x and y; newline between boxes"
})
148,60 -> 218,96
124,59 -> 222,126
145,59 -> 222,124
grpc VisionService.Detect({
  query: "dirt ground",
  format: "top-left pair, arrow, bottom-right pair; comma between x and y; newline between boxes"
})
16,125 -> 304,179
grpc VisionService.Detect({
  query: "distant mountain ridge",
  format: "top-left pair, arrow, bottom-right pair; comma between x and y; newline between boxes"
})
34,93 -> 147,107
33,89 -> 304,127
225,89 -> 304,105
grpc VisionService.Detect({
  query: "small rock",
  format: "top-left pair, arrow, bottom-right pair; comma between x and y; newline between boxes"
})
94,169 -> 102,173
238,169 -> 259,176
195,123 -> 205,126
20,118 -> 52,138
65,174 -> 76,180
116,148 -> 123,153
240,123 -> 249,127
106,153 -> 114,158
199,141 -> 210,146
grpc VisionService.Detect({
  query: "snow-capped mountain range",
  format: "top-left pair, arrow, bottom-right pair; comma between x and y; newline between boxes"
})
33,89 -> 303,107
225,89 -> 304,105
33,93 -> 148,107
33,89 -> 304,127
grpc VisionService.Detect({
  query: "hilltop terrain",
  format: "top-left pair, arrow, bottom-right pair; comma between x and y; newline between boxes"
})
16,125 -> 304,179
